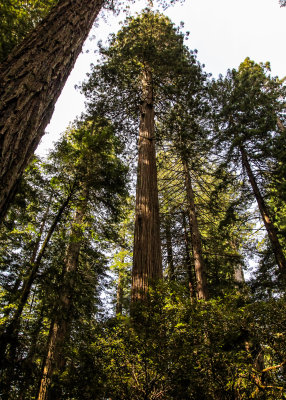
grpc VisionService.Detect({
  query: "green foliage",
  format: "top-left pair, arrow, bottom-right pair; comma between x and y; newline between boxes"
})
0,116 -> 129,398
212,58 -> 285,164
0,0 -> 56,62
41,285 -> 286,399
81,9 -> 198,141
211,58 -> 286,275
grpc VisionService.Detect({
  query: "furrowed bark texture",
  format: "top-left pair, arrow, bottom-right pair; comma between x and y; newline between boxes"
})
240,146 -> 286,273
182,159 -> 208,300
37,197 -> 86,400
0,0 -> 103,221
132,69 -> 162,301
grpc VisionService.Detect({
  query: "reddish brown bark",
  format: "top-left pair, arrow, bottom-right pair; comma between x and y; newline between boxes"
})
240,146 -> 286,273
132,68 -> 162,301
0,0 -> 103,222
182,159 -> 208,300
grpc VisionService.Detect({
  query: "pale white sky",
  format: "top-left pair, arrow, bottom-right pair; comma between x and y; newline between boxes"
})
37,0 -> 286,155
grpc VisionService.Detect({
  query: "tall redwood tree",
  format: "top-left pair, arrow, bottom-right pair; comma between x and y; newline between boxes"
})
81,11 -> 194,300
132,67 -> 163,300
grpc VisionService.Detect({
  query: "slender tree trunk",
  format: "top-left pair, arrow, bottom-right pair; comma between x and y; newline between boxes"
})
234,264 -> 245,285
229,240 -> 245,288
37,320 -> 59,400
1,194 -> 52,327
277,117 -> 286,132
182,158 -> 208,300
164,214 -> 175,280
18,307 -> 45,399
182,211 -> 195,299
0,0 -> 104,222
30,192 -> 54,263
37,196 -> 87,400
240,146 -> 286,273
116,271 -> 124,315
0,192 -> 72,367
132,68 -> 162,301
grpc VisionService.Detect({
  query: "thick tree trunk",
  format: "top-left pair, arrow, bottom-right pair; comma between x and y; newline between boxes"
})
132,68 -> 162,301
0,192 -> 72,368
37,197 -> 87,400
182,158 -> 208,300
240,146 -> 286,273
0,0 -> 103,222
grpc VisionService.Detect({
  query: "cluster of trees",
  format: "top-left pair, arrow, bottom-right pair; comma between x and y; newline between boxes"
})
0,1 -> 285,399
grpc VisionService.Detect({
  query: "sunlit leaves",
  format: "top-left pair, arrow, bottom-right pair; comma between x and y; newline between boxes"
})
0,0 -> 56,61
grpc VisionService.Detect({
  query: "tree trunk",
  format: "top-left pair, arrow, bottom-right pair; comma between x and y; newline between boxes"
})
182,211 -> 195,299
37,320 -> 59,400
30,192 -> 54,263
0,192 -> 72,368
37,196 -> 87,400
0,0 -> 103,222
18,307 -> 45,399
240,146 -> 286,273
116,271 -> 124,315
234,264 -> 245,285
229,240 -> 245,288
277,117 -> 286,132
182,158 -> 208,300
1,194 -> 52,326
132,68 -> 162,301
164,213 -> 175,280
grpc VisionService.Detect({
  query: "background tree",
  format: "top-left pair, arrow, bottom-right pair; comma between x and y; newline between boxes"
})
211,58 -> 286,275
0,116 -> 128,398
